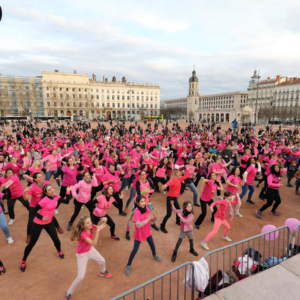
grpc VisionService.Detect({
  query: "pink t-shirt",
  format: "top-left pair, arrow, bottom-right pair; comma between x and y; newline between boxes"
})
28,166 -> 43,182
61,165 -> 79,186
33,195 -> 60,225
26,180 -> 51,207
76,224 -> 97,254
133,207 -> 152,242
102,171 -> 121,192
0,175 -> 24,199
201,179 -> 218,202
226,175 -> 242,195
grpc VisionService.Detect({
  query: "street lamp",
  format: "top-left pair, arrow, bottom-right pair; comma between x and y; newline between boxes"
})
254,70 -> 261,126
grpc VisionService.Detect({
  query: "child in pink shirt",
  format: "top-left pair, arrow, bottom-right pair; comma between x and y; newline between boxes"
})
125,195 -> 161,276
65,216 -> 112,300
201,191 -> 238,250
170,200 -> 198,262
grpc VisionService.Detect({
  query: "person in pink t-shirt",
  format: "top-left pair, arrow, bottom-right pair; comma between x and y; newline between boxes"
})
170,200 -> 198,262
226,167 -> 244,218
194,172 -> 223,229
20,184 -> 72,273
65,215 -> 112,300
125,195 -> 161,276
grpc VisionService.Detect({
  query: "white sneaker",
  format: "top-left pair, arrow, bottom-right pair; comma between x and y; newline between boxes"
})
8,219 -> 15,226
217,196 -> 222,199
125,186 -> 128,191
163,191 -> 166,195
7,237 -> 14,244
201,241 -> 209,250
235,212 -> 243,217
222,236 -> 232,242
54,209 -> 59,215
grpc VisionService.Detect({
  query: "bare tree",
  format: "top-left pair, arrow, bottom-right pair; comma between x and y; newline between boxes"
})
188,109 -> 194,121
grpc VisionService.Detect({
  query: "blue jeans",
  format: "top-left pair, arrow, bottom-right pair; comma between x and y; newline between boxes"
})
0,210 -> 11,239
119,177 -> 130,193
45,170 -> 61,187
127,235 -> 156,266
126,188 -> 136,207
186,182 -> 198,205
239,184 -> 254,202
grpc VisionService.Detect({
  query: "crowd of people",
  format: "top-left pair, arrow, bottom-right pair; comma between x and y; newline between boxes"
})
0,118 -> 299,300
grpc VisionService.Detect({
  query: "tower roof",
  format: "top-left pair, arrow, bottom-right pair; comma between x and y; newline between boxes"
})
189,70 -> 198,82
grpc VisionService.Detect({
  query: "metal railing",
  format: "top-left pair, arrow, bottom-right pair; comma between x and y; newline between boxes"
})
290,223 -> 300,257
110,262 -> 195,300
199,226 -> 290,298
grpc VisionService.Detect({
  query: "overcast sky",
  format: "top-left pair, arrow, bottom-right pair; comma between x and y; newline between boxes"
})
1,0 -> 300,100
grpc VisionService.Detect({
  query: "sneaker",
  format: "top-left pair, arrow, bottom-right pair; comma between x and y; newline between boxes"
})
151,224 -> 159,231
125,266 -> 131,276
246,200 -> 255,205
194,203 -> 201,207
20,260 -> 26,272
287,184 -> 293,187
110,235 -> 120,241
124,207 -> 129,214
8,219 -> 15,226
152,255 -> 162,262
201,241 -> 209,250
126,231 -> 130,241
0,260 -> 6,275
99,270 -> 113,278
269,211 -> 280,216
258,197 -> 265,201
234,212 -> 243,218
65,293 -> 71,300
125,186 -> 128,191
119,212 -> 127,217
194,224 -> 200,230
222,236 -> 232,242
189,249 -> 198,256
256,210 -> 262,219
163,191 -> 166,195
67,222 -> 73,231
7,237 -> 14,244
160,226 -> 168,234
54,209 -> 59,215
57,251 -> 65,259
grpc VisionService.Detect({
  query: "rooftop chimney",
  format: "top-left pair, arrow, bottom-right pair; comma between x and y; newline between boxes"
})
95,75 -> 97,81
267,77 -> 270,80
55,69 -> 59,72
74,70 -> 76,74
105,78 -> 108,82
92,74 -> 95,81
112,76 -> 116,82
276,75 -> 281,82
122,76 -> 127,83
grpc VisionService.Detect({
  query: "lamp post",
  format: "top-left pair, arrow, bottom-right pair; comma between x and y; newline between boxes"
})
254,70 -> 261,126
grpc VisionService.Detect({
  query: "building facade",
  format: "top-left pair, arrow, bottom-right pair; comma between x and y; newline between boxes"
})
42,70 -> 160,120
274,77 -> 300,107
0,75 -> 45,117
164,97 -> 187,117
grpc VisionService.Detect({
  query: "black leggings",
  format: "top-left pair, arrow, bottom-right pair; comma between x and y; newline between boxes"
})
23,222 -> 61,261
91,184 -> 103,202
153,177 -> 167,192
8,196 -> 29,219
161,196 -> 180,228
258,169 -> 266,184
27,206 -> 60,235
259,173 -> 268,198
112,192 -> 123,214
69,199 -> 94,224
195,198 -> 217,226
259,189 -> 281,213
91,213 -> 115,236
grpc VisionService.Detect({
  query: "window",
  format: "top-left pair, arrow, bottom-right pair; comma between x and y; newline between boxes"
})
141,104 -> 144,108
72,88 -> 75,92
155,104 -> 157,108
107,89 -> 109,93
54,102 -> 57,107
107,103 -> 110,107
59,87 -> 62,91
127,104 -> 130,108
112,95 -> 115,100
79,88 -> 81,92
96,89 -> 99,92
122,96 -> 125,100
102,89 -> 104,93
85,89 -> 88,92
96,95 -> 99,100
85,102 -> 88,107
73,94 -> 76,99
122,90 -> 125,93
47,93 -> 50,97
67,102 -> 70,107
91,89 -> 93,92
117,103 -> 120,108
46,87 -> 49,90
137,104 -> 139,108
97,102 -> 99,107
141,91 -> 144,94
142,96 -> 144,100
66,88 -> 69,91
127,96 -> 130,100
150,104 -> 153,108
112,89 -> 115,93
117,95 -> 119,100
66,94 -> 69,98
107,95 -> 110,100
151,97 -> 153,100
112,103 -> 115,108
79,102 -> 82,107
61,110 -> 64,115
137,96 -> 139,100
73,102 -> 76,107
146,96 -> 148,100
47,101 -> 50,107
102,103 -> 104,107
61,102 -> 64,107
117,90 -> 120,93
60,94 -> 63,98
132,104 -> 135,108
122,103 -> 125,108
